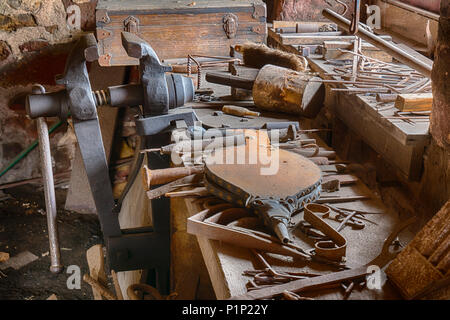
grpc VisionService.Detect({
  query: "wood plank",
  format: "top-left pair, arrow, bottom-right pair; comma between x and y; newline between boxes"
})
65,64 -> 125,213
395,93 -> 433,112
117,155 -> 152,299
86,244 -> 107,300
335,93 -> 426,181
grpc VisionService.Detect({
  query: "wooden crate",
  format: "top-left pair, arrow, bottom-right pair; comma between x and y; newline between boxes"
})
386,201 -> 450,299
95,0 -> 267,66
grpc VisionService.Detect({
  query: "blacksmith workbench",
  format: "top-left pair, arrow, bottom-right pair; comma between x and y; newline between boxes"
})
169,82 -> 417,300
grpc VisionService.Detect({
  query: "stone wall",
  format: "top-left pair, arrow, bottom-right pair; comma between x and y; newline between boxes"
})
0,0 -> 97,185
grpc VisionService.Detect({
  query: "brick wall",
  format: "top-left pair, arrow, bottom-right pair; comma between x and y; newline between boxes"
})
0,0 -> 97,185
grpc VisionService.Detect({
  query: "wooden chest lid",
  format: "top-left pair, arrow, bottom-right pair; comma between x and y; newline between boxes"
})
97,0 -> 265,11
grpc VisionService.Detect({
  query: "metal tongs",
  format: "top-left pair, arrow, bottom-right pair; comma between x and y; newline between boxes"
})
349,0 -> 361,34
326,0 -> 361,35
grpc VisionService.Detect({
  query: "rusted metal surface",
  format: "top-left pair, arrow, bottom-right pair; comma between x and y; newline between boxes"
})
123,16 -> 139,34
187,55 -> 202,89
223,13 -> 239,39
187,204 -> 311,259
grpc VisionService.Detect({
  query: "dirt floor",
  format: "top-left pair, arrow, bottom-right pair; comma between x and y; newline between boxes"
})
0,185 -> 104,300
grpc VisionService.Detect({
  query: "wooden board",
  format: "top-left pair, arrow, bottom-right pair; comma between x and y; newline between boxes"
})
386,200 -> 449,299
116,155 -> 152,299
86,244 -> 107,300
96,0 -> 267,65
395,93 -> 433,112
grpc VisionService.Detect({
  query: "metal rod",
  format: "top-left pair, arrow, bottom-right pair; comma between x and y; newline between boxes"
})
322,8 -> 432,77
34,85 -> 62,274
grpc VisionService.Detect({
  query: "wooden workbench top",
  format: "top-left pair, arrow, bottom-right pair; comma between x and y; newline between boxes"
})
174,102 -> 416,300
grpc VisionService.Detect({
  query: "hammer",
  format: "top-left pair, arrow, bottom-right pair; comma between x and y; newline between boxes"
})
32,84 -> 63,273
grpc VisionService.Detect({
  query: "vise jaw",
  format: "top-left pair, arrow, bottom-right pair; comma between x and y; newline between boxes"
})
25,32 -> 197,294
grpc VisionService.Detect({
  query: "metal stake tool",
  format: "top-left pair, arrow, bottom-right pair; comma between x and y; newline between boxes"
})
33,85 -> 63,273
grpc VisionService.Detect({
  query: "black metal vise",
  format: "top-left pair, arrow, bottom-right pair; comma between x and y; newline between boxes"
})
25,32 -> 198,294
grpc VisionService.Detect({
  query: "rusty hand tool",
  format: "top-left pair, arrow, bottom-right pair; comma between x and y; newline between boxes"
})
230,216 -> 416,300
303,204 -> 347,262
341,281 -> 355,299
323,205 -> 368,229
146,173 -> 203,200
187,205 -> 312,260
141,134 -> 246,155
325,0 -> 349,15
336,210 -> 364,231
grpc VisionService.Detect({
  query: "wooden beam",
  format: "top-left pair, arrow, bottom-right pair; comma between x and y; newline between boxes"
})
395,93 -> 433,112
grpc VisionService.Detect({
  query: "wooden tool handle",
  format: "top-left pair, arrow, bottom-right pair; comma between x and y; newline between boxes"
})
142,165 -> 204,191
83,274 -> 117,300
222,105 -> 260,117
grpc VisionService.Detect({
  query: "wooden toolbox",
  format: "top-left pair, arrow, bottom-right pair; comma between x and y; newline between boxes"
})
95,0 -> 267,66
